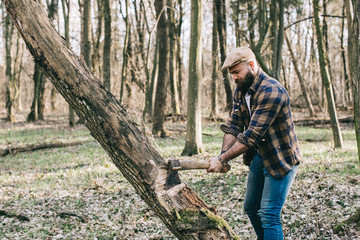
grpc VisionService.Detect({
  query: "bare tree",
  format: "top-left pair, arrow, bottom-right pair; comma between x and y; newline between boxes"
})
82,0 -> 92,67
48,0 -> 59,114
152,0 -> 169,137
350,0 -> 360,162
215,0 -> 232,112
270,0 -> 285,80
167,0 -> 180,115
119,0 -> 129,104
313,0 -> 343,148
103,0 -> 111,91
4,10 -> 15,122
210,0 -> 219,119
285,31 -> 316,117
181,0 -> 203,156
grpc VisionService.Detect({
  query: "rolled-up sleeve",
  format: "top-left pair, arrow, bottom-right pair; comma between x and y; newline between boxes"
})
237,86 -> 287,149
220,90 -> 244,137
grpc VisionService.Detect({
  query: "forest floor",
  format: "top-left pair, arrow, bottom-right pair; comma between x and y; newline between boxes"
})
0,115 -> 359,239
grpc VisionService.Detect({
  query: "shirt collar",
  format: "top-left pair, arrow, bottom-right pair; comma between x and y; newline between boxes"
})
248,68 -> 267,94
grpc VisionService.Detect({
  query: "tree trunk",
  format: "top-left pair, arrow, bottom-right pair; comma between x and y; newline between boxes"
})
230,0 -> 240,47
150,41 -> 159,118
341,3 -> 351,106
12,33 -> 22,112
2,0 -> 240,238
152,0 -> 169,137
313,0 -> 344,148
181,0 -> 203,156
82,0 -> 92,67
274,0 -> 284,80
322,0 -> 337,104
210,0 -> 219,119
345,0 -> 353,94
4,12 -> 15,122
269,0 -> 278,75
270,0 -> 284,80
351,0 -> 360,163
120,0 -> 129,104
284,31 -> 316,117
92,0 -> 103,79
176,0 -> 184,104
167,0 -> 180,115
248,0 -> 272,77
60,0 -> 75,126
142,1 -> 157,123
38,72 -> 46,120
215,0 -> 232,113
48,0 -> 59,114
103,0 -> 111,91
27,64 -> 42,122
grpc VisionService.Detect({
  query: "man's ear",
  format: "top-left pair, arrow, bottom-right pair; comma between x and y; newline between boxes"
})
248,61 -> 255,70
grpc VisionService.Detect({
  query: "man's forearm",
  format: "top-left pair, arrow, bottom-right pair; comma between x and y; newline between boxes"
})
221,134 -> 237,153
221,140 -> 249,164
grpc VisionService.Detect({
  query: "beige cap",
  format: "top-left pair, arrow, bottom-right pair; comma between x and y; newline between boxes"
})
221,47 -> 256,71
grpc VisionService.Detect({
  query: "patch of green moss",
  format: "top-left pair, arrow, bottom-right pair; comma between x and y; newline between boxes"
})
334,208 -> 360,233
172,208 -> 200,225
200,208 -> 240,240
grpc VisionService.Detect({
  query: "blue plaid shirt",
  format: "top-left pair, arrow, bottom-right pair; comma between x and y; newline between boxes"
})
220,70 -> 302,178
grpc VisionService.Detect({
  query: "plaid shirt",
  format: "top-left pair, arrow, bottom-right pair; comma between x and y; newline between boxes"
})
220,70 -> 302,178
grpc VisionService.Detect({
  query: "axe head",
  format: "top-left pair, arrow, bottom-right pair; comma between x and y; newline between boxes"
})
165,159 -> 182,190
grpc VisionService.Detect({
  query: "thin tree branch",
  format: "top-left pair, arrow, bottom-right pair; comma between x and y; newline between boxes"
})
285,15 -> 345,30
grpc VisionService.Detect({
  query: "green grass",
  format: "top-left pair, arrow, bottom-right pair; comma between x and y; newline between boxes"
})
0,122 -> 359,239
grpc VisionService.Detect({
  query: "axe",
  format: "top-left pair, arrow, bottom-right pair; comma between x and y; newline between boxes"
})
164,159 -> 231,190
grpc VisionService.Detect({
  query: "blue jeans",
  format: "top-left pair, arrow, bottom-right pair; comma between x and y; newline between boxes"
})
243,152 -> 298,240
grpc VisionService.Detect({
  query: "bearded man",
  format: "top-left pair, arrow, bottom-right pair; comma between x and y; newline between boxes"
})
207,47 -> 302,240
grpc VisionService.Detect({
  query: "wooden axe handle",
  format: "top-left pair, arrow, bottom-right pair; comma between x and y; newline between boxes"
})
176,160 -> 210,170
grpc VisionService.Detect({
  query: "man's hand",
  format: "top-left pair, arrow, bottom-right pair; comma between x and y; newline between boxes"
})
206,157 -> 231,173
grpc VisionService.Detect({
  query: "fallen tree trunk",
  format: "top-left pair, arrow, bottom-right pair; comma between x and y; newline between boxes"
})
294,115 -> 354,126
0,141 -> 87,157
2,1 -> 239,239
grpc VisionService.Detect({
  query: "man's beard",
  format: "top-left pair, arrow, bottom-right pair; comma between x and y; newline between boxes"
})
237,71 -> 255,94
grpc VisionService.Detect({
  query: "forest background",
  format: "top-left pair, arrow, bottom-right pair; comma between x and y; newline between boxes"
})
0,0 -> 360,239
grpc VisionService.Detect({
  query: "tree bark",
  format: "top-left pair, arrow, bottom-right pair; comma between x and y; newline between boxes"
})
0,141 -> 87,157
341,3 -> 351,106
92,0 -> 104,79
269,0 -> 278,75
103,0 -> 111,91
176,0 -> 184,103
82,0 -> 92,67
4,11 -> 15,122
274,0 -> 284,80
351,0 -> 360,163
230,0 -> 241,47
150,41 -> 159,118
48,0 -> 59,114
248,0 -> 273,77
27,64 -> 42,122
152,0 -> 169,137
181,0 -> 203,156
215,0 -> 232,113
322,0 -> 336,104
167,0 -> 180,115
120,0 -> 129,104
210,0 -> 219,119
284,31 -> 316,117
270,0 -> 284,80
313,0 -> 344,148
60,0 -> 75,126
13,32 -> 22,112
2,0 -> 240,238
